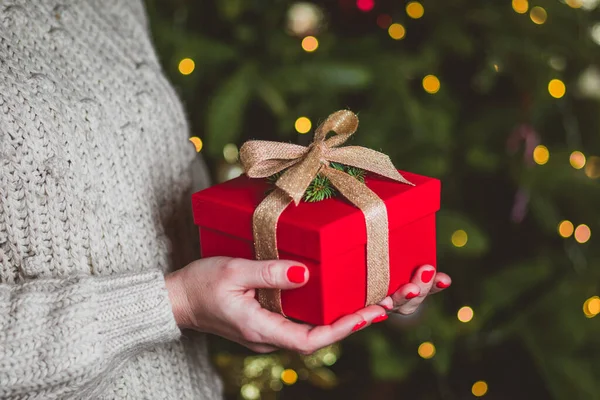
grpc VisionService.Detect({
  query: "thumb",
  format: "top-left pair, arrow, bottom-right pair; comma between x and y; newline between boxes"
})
228,259 -> 309,290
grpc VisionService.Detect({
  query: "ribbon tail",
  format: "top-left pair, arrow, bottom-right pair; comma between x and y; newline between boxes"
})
327,146 -> 414,185
253,188 -> 293,315
322,167 -> 390,305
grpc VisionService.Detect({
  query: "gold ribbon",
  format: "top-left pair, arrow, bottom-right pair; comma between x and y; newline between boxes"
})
240,110 -> 413,315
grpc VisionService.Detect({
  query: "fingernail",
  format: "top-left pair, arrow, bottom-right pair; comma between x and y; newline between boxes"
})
287,266 -> 306,283
382,304 -> 392,310
436,281 -> 451,289
421,270 -> 435,283
352,320 -> 367,331
372,314 -> 388,323
405,291 -> 419,300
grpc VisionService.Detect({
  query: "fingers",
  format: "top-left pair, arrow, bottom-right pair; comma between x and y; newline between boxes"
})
225,258 -> 309,290
430,272 -> 451,294
250,304 -> 387,355
392,265 -> 436,315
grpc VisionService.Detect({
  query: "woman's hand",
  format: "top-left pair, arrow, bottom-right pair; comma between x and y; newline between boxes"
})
378,265 -> 451,314
165,257 -> 450,354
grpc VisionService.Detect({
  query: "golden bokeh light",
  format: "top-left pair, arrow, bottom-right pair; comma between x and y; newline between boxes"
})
558,220 -> 574,238
178,58 -> 195,75
570,151 -> 586,169
472,381 -> 489,397
530,6 -> 547,24
457,306 -> 474,323
281,369 -> 298,385
223,143 -> 239,163
418,342 -> 436,359
583,296 -> 600,318
422,75 -> 441,94
512,0 -> 529,14
301,36 -> 319,52
295,116 -> 312,134
388,23 -> 406,40
533,145 -> 550,165
548,79 -> 566,98
406,2 -> 425,19
240,384 -> 260,400
188,136 -> 203,152
584,156 -> 600,179
566,0 -> 582,8
574,224 -> 591,244
451,230 -> 468,247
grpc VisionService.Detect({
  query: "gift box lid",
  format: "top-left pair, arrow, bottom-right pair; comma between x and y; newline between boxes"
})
192,171 -> 440,261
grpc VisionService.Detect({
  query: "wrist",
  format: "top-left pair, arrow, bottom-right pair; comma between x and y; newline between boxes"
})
165,272 -> 194,329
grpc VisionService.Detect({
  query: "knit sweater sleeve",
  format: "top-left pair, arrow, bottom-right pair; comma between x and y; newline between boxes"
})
0,270 -> 181,399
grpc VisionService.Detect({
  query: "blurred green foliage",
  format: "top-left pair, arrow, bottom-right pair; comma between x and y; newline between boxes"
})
146,0 -> 600,398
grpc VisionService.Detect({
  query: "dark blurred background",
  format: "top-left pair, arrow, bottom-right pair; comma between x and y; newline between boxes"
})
145,0 -> 600,399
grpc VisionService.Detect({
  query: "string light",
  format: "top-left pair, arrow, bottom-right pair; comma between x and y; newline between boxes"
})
570,151 -> 586,169
457,306 -> 474,323
301,36 -> 319,52
574,224 -> 591,243
493,64 -> 500,72
422,75 -> 440,94
295,116 -> 312,134
533,145 -> 550,165
388,23 -> 406,40
584,156 -> 600,178
223,143 -> 239,163
356,0 -> 374,12
178,58 -> 195,75
189,137 -> 203,152
281,369 -> 298,385
566,0 -> 583,8
558,220 -> 574,238
472,381 -> 489,397
512,0 -> 529,13
406,2 -> 425,19
548,79 -> 566,98
584,296 -> 600,318
377,14 -> 392,29
451,230 -> 468,247
418,342 -> 436,359
530,6 -> 547,24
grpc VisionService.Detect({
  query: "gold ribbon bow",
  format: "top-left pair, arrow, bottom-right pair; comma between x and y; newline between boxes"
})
240,110 -> 413,315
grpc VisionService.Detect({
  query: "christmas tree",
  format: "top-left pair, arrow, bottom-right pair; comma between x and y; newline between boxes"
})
145,0 -> 600,398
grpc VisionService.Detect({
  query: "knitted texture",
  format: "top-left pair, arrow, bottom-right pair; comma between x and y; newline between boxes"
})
0,0 -> 221,398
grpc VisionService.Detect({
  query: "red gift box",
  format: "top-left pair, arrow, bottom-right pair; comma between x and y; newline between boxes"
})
192,171 -> 440,325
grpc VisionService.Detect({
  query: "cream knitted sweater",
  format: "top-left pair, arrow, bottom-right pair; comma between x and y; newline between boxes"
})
0,1 -> 222,398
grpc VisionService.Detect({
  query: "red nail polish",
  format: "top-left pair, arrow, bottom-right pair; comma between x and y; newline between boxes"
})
405,291 -> 419,299
421,270 -> 435,283
436,281 -> 450,289
287,266 -> 306,283
352,320 -> 367,331
382,304 -> 392,310
372,314 -> 388,323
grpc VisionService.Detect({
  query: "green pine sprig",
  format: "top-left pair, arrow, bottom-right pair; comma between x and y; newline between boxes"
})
266,163 -> 366,202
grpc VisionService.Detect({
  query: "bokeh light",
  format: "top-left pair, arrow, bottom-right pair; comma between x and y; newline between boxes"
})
406,2 -> 425,19
178,58 -> 195,75
452,230 -> 468,247
472,381 -> 489,397
570,151 -> 586,169
583,296 -> 600,318
457,306 -> 474,323
189,136 -> 203,152
566,0 -> 583,8
558,220 -> 574,238
301,36 -> 319,52
422,75 -> 441,94
574,224 -> 591,243
548,79 -> 566,98
388,23 -> 406,40
512,0 -> 529,13
356,0 -> 374,12
584,156 -> 600,178
377,14 -> 392,29
295,117 -> 312,134
533,145 -> 550,165
281,369 -> 298,385
530,6 -> 547,24
223,143 -> 239,163
418,342 -> 436,359
240,384 -> 260,400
